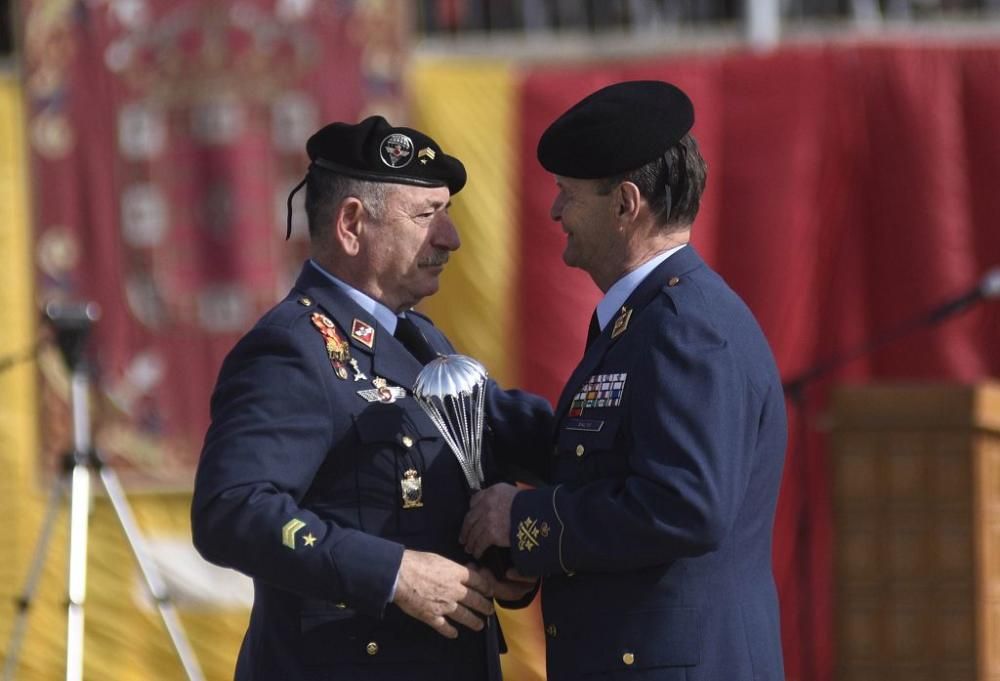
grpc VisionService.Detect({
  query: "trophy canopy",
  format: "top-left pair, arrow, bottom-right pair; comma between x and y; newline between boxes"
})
412,354 -> 488,490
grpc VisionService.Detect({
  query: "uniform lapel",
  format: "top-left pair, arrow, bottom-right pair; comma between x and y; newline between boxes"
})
553,246 -> 707,423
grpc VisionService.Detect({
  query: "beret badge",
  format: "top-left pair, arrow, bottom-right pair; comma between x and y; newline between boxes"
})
381,133 -> 414,169
285,115 -> 466,239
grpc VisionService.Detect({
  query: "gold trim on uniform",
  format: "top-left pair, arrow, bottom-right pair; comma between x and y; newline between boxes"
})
552,484 -> 571,574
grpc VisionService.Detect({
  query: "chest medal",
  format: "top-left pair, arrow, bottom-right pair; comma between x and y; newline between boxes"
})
400,469 -> 424,509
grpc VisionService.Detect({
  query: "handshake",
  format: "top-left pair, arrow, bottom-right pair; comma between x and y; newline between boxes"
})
392,483 -> 527,639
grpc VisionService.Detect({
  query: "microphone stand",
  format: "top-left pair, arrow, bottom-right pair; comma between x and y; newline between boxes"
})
780,272 -> 997,681
2,304 -> 205,681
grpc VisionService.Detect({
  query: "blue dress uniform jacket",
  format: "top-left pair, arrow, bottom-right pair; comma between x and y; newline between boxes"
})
509,247 -> 787,681
192,262 -> 550,681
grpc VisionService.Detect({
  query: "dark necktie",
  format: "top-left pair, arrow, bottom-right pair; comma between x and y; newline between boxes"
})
586,311 -> 601,348
394,315 -> 438,365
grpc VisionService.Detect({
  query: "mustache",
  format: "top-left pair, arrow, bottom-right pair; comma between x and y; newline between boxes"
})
418,252 -> 450,267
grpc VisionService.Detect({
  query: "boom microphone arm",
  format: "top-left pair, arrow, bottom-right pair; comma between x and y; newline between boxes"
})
783,267 -> 1000,398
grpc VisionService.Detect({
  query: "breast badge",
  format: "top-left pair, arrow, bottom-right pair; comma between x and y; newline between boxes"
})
357,376 -> 407,403
311,313 -> 351,379
400,469 -> 424,509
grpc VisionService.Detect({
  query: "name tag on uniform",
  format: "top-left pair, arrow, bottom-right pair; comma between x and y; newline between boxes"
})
565,418 -> 605,432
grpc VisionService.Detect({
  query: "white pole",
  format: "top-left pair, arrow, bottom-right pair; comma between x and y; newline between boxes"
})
746,0 -> 781,50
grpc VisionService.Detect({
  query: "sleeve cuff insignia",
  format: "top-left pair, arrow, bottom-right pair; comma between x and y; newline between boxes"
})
516,516 -> 550,552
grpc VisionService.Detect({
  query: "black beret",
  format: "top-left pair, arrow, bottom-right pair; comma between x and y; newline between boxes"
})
537,80 -> 694,179
306,115 -> 466,195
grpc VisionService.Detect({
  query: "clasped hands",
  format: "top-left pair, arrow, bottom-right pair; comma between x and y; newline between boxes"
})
393,483 -> 528,639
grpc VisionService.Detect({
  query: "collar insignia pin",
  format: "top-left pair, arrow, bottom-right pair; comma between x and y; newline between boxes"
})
351,319 -> 375,349
610,306 -> 633,339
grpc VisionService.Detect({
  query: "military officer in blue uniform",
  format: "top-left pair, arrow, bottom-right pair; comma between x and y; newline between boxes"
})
191,115 -> 550,681
462,81 -> 788,680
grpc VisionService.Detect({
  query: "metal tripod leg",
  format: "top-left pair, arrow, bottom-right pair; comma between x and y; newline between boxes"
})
94,459 -> 205,681
3,360 -> 204,681
65,358 -> 93,681
2,476 -> 68,681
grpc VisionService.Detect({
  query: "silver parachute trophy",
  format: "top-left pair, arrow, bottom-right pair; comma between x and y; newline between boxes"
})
412,354 -> 488,491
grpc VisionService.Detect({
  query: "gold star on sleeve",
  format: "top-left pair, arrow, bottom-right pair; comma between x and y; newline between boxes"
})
302,533 -> 317,547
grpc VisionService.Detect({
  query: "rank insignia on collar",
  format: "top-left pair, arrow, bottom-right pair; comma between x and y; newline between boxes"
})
610,306 -> 633,339
311,313 -> 351,379
401,469 -> 424,508
568,373 -> 627,417
358,376 -> 407,403
351,319 -> 375,349
516,516 -> 550,552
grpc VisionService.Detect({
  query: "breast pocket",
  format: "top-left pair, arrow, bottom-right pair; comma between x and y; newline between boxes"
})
554,419 -> 626,482
351,404 -> 441,537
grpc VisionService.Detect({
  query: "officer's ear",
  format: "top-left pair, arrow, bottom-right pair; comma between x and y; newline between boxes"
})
616,181 -> 641,222
334,197 -> 364,256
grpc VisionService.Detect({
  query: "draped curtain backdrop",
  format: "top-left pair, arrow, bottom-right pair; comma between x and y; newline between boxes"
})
5,4 -> 1000,675
419,42 -> 1000,681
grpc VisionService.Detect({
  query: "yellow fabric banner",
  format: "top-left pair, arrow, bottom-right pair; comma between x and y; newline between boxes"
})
409,59 -> 520,387
0,73 -> 246,681
408,59 -> 546,681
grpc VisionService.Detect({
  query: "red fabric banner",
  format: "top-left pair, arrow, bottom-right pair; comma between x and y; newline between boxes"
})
515,44 -> 1000,681
24,0 -> 408,486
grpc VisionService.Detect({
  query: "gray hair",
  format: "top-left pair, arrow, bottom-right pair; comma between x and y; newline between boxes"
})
305,169 -> 390,238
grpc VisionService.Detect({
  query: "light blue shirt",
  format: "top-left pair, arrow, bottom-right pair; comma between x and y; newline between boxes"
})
595,244 -> 687,331
308,259 -> 403,333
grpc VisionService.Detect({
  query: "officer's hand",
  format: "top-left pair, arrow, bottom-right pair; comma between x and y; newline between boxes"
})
392,550 -> 495,639
460,483 -> 519,559
493,568 -> 538,603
